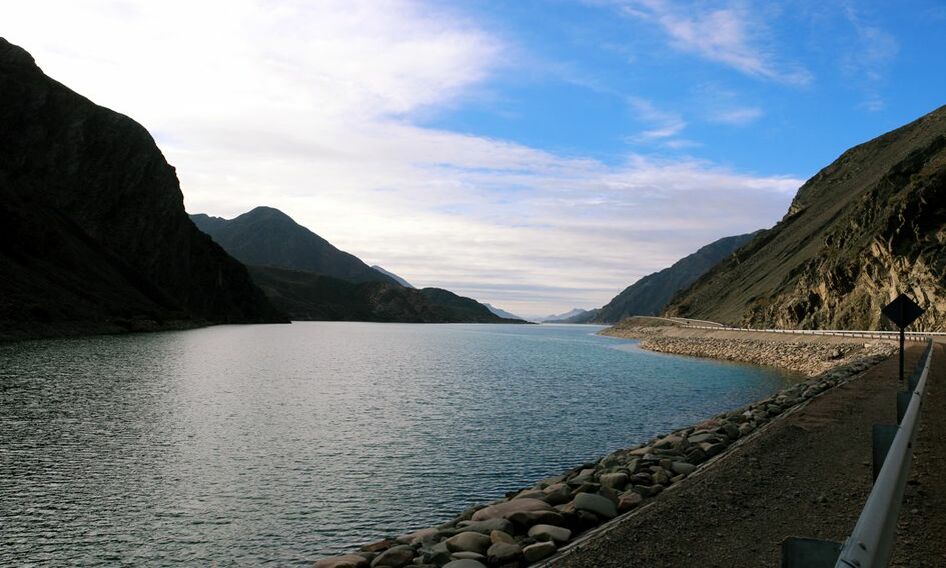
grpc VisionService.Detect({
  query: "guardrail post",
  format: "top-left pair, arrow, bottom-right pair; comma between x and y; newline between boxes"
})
872,424 -> 898,482
781,537 -> 841,567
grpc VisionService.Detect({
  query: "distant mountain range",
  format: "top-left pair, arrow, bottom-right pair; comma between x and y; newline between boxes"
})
544,233 -> 756,325
667,105 -> 946,331
483,303 -> 523,321
191,207 -> 525,324
539,308 -> 595,323
591,233 -> 758,323
0,38 -> 283,340
371,265 -> 414,288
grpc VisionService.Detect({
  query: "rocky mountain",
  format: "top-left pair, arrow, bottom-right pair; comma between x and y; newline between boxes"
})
371,265 -> 414,288
191,207 -> 394,284
0,38 -> 284,340
590,233 -> 758,324
250,266 -> 523,323
666,105 -> 946,331
483,303 -> 523,320
540,308 -> 595,323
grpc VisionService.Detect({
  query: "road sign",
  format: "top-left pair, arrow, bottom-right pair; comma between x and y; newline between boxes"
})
882,294 -> 924,328
882,293 -> 925,385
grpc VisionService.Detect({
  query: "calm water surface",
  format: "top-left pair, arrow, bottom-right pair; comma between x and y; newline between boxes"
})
1,322 -> 795,565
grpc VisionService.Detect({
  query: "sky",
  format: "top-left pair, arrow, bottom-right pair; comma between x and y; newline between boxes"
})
5,0 -> 946,318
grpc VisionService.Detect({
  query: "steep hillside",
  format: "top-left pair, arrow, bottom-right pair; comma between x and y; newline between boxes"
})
592,233 -> 758,323
371,265 -> 414,288
483,303 -> 523,321
249,266 -> 524,323
666,105 -> 946,330
0,38 -> 283,339
191,207 -> 394,284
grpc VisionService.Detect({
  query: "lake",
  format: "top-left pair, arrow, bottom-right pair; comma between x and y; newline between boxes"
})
0,322 -> 794,566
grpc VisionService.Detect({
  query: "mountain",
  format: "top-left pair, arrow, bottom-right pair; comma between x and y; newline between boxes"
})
250,266 -> 524,323
483,303 -> 523,320
372,265 -> 414,288
666,105 -> 946,331
589,233 -> 758,324
0,38 -> 284,340
192,206 -> 525,323
540,308 -> 595,323
190,207 -> 394,284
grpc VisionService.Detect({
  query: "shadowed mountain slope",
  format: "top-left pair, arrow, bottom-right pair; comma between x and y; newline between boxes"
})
591,233 -> 758,324
191,207 -> 394,284
371,265 -> 414,288
666,105 -> 946,330
249,266 -> 524,323
0,38 -> 284,340
192,206 -> 525,323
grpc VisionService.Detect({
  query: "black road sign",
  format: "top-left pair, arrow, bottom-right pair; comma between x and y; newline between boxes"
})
882,293 -> 925,385
882,294 -> 924,329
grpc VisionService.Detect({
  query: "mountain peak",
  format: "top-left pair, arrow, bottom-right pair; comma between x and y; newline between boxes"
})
190,207 -> 394,285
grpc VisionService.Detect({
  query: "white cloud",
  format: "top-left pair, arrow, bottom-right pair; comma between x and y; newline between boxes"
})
616,0 -> 812,86
709,106 -> 764,125
3,0 -> 802,315
627,97 -> 688,143
840,4 -> 898,111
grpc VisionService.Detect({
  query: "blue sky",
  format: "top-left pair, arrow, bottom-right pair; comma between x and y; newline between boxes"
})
424,0 -> 946,177
5,0 -> 946,317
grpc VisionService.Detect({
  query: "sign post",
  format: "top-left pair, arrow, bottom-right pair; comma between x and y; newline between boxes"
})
881,293 -> 925,385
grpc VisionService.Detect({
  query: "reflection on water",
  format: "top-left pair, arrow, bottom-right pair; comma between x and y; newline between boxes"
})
0,322 -> 793,565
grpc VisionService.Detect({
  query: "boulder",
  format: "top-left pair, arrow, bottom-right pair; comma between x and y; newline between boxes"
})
522,541 -> 557,562
671,462 -> 696,475
573,493 -> 618,519
489,529 -> 515,544
360,540 -> 396,553
314,554 -> 370,568
442,560 -> 488,568
528,524 -> 572,543
445,532 -> 491,555
371,545 -> 414,567
486,542 -> 522,564
455,518 -> 514,535
471,499 -> 552,522
599,472 -> 629,490
617,491 -> 644,512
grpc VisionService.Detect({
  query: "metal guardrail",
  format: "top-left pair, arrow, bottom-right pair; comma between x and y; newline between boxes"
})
782,339 -> 935,567
681,325 -> 942,341
833,339 -> 934,568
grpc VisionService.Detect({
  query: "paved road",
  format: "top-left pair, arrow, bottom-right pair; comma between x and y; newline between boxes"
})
546,343 -> 945,567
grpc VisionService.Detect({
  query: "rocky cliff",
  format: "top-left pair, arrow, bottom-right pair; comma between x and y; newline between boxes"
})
0,38 -> 284,339
666,105 -> 946,330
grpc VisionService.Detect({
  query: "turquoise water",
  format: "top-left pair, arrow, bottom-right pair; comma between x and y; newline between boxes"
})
0,322 -> 794,566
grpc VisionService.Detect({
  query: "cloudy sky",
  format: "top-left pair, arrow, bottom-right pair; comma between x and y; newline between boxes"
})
5,1 -> 946,317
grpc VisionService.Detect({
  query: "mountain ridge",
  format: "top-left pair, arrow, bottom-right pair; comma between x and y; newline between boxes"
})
0,38 -> 284,340
666,104 -> 946,330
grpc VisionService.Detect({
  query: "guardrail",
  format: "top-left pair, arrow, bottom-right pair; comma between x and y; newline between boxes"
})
681,325 -> 943,341
782,339 -> 935,567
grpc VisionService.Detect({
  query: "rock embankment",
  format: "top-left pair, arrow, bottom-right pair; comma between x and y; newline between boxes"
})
602,324 -> 896,376
313,339 -> 895,568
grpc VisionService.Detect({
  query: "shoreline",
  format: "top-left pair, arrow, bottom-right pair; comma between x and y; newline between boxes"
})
313,325 -> 897,568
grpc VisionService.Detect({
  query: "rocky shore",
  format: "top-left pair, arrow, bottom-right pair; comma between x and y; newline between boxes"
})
313,328 -> 896,568
601,318 -> 897,376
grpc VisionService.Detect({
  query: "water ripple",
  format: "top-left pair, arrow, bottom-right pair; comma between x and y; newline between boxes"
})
0,323 -> 794,566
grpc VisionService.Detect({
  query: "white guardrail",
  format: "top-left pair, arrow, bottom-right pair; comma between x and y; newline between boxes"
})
680,324 -> 945,342
782,339 -> 936,567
